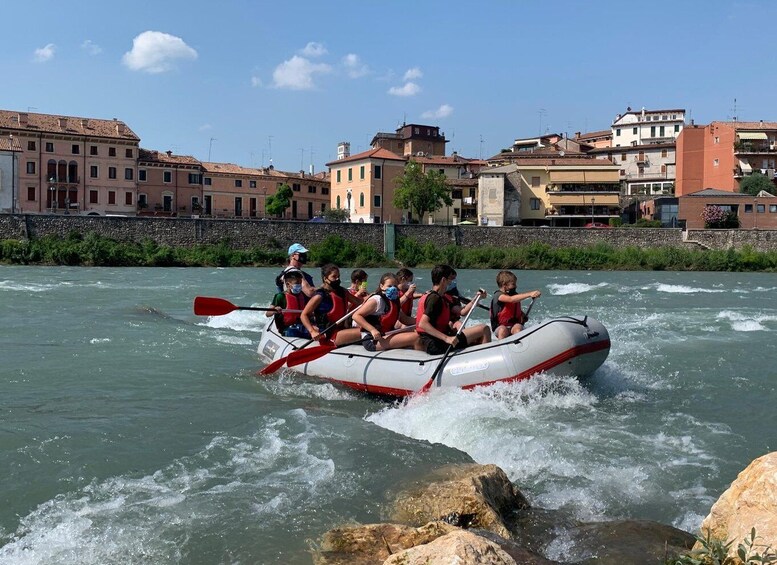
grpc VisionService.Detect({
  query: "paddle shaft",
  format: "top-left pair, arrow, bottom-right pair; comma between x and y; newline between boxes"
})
419,294 -> 483,393
193,296 -> 303,316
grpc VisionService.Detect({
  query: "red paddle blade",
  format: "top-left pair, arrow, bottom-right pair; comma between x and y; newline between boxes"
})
194,296 -> 236,316
259,356 -> 288,375
286,343 -> 336,368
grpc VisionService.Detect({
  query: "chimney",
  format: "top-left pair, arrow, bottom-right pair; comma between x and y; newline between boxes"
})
309,164 -> 314,175
575,131 -> 581,139
80,118 -> 89,128
58,117 -> 68,129
115,122 -> 125,135
166,150 -> 173,157
17,113 -> 28,126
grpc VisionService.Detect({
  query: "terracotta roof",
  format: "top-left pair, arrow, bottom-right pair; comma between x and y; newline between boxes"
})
139,148 -> 201,166
0,109 -> 139,141
588,142 -> 675,154
412,154 -> 478,165
0,137 -> 22,151
619,108 -> 685,116
711,121 -> 777,130
326,147 -> 405,166
575,129 -> 611,140
444,178 -> 478,187
684,188 -> 741,197
202,161 -> 263,176
488,154 -> 621,168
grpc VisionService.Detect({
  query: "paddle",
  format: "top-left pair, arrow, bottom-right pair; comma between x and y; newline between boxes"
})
286,325 -> 416,368
259,309 -> 358,375
459,295 -> 491,312
523,297 -> 537,321
193,296 -> 301,316
419,292 -> 484,394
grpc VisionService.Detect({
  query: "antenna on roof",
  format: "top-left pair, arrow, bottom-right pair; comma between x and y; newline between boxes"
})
731,98 -> 738,122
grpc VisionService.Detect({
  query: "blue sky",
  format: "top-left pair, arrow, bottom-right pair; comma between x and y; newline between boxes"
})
3,1 -> 776,172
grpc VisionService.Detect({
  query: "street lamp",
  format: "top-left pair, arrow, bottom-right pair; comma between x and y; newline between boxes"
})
591,197 -> 595,225
754,198 -> 758,230
49,182 -> 56,213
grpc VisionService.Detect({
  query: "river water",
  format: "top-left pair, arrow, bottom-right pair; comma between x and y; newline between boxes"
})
1,266 -> 776,563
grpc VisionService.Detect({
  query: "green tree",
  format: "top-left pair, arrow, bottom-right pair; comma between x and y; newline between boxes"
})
323,207 -> 350,222
265,183 -> 293,218
739,172 -> 776,196
393,161 -> 452,223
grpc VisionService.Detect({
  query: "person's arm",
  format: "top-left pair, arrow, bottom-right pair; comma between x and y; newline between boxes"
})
459,289 -> 487,317
399,283 -> 417,305
344,290 -> 364,308
266,293 -> 285,318
398,309 -> 415,327
300,294 -> 322,339
301,272 -> 316,298
352,296 -> 381,341
499,290 -> 541,304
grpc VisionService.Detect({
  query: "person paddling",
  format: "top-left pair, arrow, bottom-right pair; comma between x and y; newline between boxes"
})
352,273 -> 420,351
300,264 -> 363,346
275,243 -> 315,297
266,270 -> 311,338
490,270 -> 541,339
416,264 -> 491,355
396,267 -> 419,319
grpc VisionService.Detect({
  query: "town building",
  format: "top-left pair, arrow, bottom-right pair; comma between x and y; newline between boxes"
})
675,121 -> 777,196
413,153 -> 486,224
0,136 -> 22,213
370,123 -> 448,157
0,110 -> 140,215
573,130 -> 612,149
678,188 -> 777,229
137,150 -> 204,217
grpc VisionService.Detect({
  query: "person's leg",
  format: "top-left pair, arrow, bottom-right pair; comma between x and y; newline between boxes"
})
378,332 -> 420,351
461,324 -> 491,346
510,323 -> 524,335
495,325 -> 509,340
334,327 -> 362,346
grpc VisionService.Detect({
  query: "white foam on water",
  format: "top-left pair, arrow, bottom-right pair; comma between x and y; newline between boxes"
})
263,372 -> 358,401
198,309 -> 266,333
88,338 -> 111,345
0,281 -> 62,293
213,334 -> 254,346
0,409 -> 335,565
717,310 -> 777,332
547,282 -> 608,296
654,283 -> 727,294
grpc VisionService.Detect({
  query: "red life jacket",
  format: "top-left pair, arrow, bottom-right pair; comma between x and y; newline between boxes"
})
315,287 -> 347,327
363,294 -> 400,334
282,291 -> 308,326
399,290 -> 413,316
490,291 -> 524,330
416,291 -> 451,335
444,293 -> 461,322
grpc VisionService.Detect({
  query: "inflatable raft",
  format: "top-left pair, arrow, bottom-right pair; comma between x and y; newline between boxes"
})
257,315 -> 610,397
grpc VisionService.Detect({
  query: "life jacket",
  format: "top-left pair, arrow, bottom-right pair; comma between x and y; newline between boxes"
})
490,291 -> 525,330
399,289 -> 413,316
416,291 -> 451,335
282,291 -> 308,326
363,294 -> 400,334
444,292 -> 461,322
314,287 -> 347,329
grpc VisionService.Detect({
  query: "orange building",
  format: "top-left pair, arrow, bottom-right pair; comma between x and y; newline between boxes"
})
0,110 -> 140,215
370,123 -> 448,157
676,121 -> 777,196
679,188 -> 777,229
138,150 -> 204,217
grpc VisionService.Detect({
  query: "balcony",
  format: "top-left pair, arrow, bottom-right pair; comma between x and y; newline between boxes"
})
734,142 -> 776,154
641,136 -> 675,144
48,177 -> 81,186
547,191 -> 621,207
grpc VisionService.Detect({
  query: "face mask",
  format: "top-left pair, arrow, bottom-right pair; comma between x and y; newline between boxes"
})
297,253 -> 308,264
329,279 -> 341,289
384,286 -> 399,301
290,284 -> 302,295
505,288 -> 517,296
448,280 -> 457,290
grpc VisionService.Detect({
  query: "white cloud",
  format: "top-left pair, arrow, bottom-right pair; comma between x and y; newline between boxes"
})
300,42 -> 327,57
272,55 -> 331,90
251,75 -> 263,87
81,40 -> 102,55
388,82 -> 421,97
342,53 -> 369,78
421,104 -> 454,119
33,43 -> 55,63
403,67 -> 423,81
198,124 -> 212,131
122,31 -> 197,73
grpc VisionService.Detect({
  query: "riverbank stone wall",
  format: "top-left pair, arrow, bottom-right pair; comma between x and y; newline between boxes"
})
1,214 -> 777,252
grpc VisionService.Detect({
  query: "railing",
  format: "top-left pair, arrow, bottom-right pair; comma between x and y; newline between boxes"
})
734,143 -> 776,154
623,171 -> 671,180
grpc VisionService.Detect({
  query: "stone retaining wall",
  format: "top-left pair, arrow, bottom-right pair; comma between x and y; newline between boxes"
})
1,214 -> 776,252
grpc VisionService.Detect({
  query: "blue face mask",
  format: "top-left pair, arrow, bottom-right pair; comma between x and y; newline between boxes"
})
448,280 -> 457,290
290,284 -> 302,295
384,286 -> 399,301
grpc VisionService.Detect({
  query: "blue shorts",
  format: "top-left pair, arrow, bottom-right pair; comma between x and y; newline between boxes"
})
284,323 -> 310,339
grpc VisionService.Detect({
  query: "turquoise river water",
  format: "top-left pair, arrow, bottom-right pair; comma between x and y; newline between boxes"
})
1,266 -> 776,563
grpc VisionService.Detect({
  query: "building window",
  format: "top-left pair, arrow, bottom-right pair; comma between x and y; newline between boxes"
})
292,183 -> 300,191
204,177 -> 211,186
714,136 -> 720,144
125,192 -> 133,206
661,149 -> 668,158
90,145 -> 98,156
26,161 -> 36,174
27,186 -> 36,201
348,168 -> 352,181
163,170 -> 172,183
374,165 -> 382,179
336,170 -> 341,183
89,190 -> 98,204
632,127 -> 637,134
45,142 -> 54,152
249,180 -> 256,188
745,204 -> 753,213
659,126 -> 665,137
189,173 -> 202,184
674,125 -> 680,133
374,194 -> 381,208
27,141 -> 36,151
308,185 -> 316,193
650,126 -> 656,137
124,168 -> 133,180
757,204 -> 765,213
138,193 -> 147,208
769,204 -> 777,213
621,153 -> 627,161
138,169 -> 147,182
360,165 -> 365,179
530,198 -> 541,210
71,144 -> 80,154
616,128 -> 621,136
336,195 -> 341,208
109,147 -> 116,157
90,165 -> 98,178
108,167 -> 117,179
108,191 -> 116,205
235,179 -> 242,188
126,148 -> 133,158
359,192 -> 365,207
321,186 -> 329,195
713,159 -> 719,167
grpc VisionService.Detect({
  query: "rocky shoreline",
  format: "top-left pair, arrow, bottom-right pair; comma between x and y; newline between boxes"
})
311,453 -> 777,565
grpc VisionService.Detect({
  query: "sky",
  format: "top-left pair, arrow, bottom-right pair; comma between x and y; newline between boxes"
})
3,0 -> 776,173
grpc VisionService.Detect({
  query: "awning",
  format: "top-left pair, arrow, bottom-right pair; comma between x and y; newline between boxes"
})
739,159 -> 753,173
737,132 -> 768,140
583,170 -> 620,182
549,171 -> 585,183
